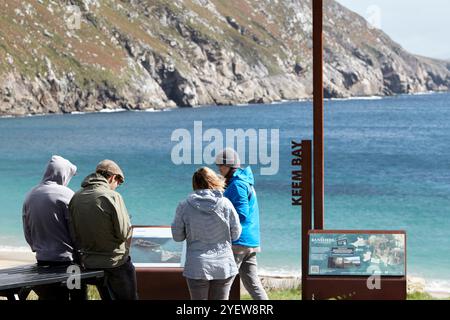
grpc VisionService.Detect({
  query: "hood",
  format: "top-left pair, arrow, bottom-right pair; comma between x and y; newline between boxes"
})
187,189 -> 223,213
81,173 -> 110,188
231,166 -> 255,185
41,155 -> 77,187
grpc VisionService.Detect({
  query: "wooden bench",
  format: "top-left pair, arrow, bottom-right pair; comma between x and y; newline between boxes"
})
0,264 -> 110,300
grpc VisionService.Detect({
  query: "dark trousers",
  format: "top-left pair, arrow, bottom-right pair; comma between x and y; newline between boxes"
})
34,260 -> 87,301
99,257 -> 138,300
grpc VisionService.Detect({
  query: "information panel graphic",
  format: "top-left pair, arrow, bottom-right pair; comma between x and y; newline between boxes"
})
309,232 -> 406,276
131,226 -> 186,268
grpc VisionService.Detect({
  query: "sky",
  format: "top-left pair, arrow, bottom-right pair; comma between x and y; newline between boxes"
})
335,0 -> 450,60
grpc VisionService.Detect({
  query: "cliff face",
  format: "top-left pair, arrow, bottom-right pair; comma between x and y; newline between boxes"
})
1,0 -> 449,116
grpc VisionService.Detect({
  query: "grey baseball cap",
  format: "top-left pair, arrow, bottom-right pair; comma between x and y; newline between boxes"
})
215,148 -> 241,168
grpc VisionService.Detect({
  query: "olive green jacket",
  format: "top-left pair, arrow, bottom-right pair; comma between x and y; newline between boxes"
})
68,173 -> 131,269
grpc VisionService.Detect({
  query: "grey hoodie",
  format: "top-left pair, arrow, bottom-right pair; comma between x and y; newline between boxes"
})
22,155 -> 77,262
172,189 -> 242,280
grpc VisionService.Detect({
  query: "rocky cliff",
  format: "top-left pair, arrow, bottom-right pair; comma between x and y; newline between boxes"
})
1,0 -> 449,116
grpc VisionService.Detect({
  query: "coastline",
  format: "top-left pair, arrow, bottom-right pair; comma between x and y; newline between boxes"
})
0,107 -> 171,119
1,90 -> 449,120
0,250 -> 448,299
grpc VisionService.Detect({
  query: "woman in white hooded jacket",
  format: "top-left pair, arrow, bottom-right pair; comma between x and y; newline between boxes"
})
172,167 -> 242,300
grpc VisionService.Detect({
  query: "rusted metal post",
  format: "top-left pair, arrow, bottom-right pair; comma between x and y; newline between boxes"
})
313,0 -> 324,230
301,140 -> 312,300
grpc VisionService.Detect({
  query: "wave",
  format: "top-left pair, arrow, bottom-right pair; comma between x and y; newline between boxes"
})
258,267 -> 300,278
133,108 -> 166,113
98,108 -> 127,113
270,100 -> 290,105
26,113 -> 47,117
424,279 -> 450,294
72,108 -> 168,115
407,90 -> 449,96
143,108 -> 159,112
327,96 -> 383,102
411,91 -> 436,96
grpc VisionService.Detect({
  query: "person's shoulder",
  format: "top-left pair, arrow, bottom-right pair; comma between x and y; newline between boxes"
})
176,199 -> 189,211
223,197 -> 239,215
23,185 -> 38,201
70,188 -> 83,199
28,184 -> 73,200
101,189 -> 124,204
221,196 -> 234,208
22,187 -> 36,210
227,178 -> 249,192
55,185 -> 75,197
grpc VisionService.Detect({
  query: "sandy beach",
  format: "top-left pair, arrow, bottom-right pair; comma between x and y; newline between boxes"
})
0,250 -> 35,268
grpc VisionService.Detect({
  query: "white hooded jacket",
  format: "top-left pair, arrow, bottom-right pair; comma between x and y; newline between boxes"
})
22,155 -> 77,262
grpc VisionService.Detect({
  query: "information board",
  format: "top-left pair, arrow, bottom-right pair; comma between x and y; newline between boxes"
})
131,226 -> 186,268
309,232 -> 406,276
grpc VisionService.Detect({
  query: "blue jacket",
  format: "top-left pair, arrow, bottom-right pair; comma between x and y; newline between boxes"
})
224,167 -> 261,248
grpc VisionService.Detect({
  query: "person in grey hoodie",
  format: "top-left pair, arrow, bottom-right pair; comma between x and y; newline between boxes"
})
22,155 -> 79,300
172,167 -> 242,300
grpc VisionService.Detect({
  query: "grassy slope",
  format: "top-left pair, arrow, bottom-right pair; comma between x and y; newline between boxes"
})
0,0 -> 306,84
241,288 -> 450,300
0,1 -> 127,87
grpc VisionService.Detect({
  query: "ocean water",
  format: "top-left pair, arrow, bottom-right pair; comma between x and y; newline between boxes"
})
1,93 -> 450,291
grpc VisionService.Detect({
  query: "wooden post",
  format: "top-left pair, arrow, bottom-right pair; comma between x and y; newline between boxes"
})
313,0 -> 324,230
301,141 -> 312,300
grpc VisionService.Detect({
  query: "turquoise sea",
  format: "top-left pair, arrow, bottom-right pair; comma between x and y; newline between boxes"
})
1,93 -> 450,292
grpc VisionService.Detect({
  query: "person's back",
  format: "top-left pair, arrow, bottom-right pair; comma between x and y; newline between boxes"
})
173,189 -> 241,280
69,173 -> 130,269
22,155 -> 77,262
70,173 -> 131,268
22,155 -> 82,300
224,166 -> 261,248
68,159 -> 137,300
172,167 -> 241,300
215,148 -> 269,300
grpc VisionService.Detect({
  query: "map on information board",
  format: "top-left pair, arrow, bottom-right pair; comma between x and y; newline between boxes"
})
309,232 -> 406,276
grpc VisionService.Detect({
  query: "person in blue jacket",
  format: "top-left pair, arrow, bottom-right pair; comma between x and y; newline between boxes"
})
215,148 -> 268,300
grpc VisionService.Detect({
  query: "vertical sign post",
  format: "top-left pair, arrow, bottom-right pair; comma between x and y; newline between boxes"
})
313,0 -> 324,230
292,140 -> 312,300
301,141 -> 312,300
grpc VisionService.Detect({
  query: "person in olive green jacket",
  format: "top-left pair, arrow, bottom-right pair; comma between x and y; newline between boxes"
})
68,160 -> 138,300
